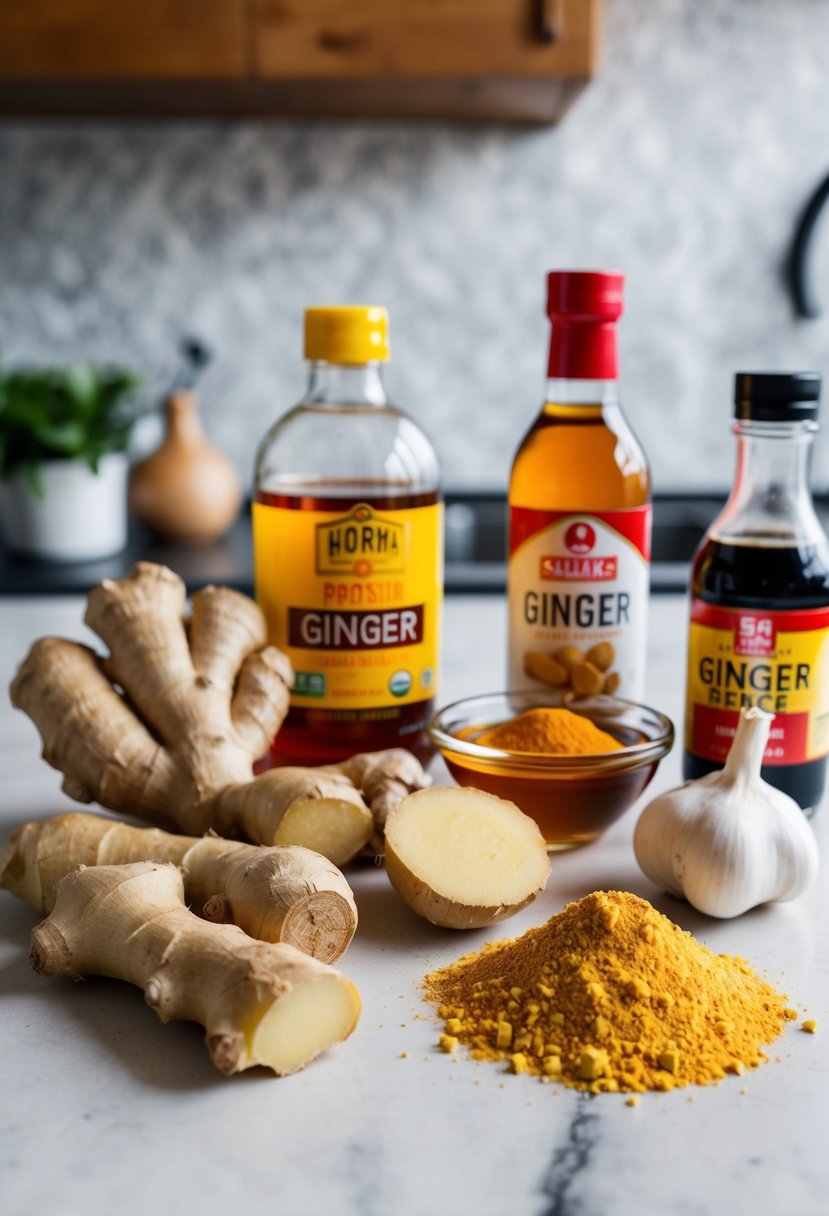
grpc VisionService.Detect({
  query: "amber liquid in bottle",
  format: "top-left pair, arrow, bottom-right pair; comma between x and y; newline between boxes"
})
253,310 -> 441,769
508,388 -> 652,692
507,397 -> 650,847
509,400 -> 650,514
256,482 -> 439,767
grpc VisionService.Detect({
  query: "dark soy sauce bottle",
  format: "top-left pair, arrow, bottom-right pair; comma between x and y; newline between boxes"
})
683,372 -> 829,814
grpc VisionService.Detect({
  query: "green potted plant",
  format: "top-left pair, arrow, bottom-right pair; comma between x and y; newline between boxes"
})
0,360 -> 140,561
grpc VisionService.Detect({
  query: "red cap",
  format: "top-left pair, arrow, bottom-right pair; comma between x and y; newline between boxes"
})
546,270 -> 624,380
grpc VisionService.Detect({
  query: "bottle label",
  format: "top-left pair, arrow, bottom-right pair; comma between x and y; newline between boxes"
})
253,500 -> 442,710
507,506 -> 651,700
685,601 -> 829,765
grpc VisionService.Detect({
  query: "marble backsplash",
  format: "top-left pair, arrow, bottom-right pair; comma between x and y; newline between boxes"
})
2,0 -> 829,493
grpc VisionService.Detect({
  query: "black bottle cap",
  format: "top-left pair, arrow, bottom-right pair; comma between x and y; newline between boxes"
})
734,372 -> 821,422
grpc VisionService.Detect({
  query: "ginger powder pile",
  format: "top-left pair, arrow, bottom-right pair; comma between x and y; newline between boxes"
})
425,890 -> 796,1093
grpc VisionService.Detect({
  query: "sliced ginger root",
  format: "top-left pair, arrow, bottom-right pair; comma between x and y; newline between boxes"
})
9,563 -> 429,862
384,787 -> 551,930
212,767 -> 374,866
30,861 -> 361,1075
0,812 -> 358,964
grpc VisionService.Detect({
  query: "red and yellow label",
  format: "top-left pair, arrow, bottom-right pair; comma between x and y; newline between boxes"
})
253,500 -> 442,710
685,600 -> 829,765
508,506 -> 651,701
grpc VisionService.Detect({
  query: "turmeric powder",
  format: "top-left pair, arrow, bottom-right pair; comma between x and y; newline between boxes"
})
424,890 -> 796,1093
477,707 -> 623,756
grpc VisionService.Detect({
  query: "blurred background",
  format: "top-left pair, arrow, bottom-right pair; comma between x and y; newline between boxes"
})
2,0 -> 829,590
1,0 -> 828,494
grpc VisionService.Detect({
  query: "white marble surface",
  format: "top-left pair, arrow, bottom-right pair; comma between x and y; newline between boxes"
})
1,594 -> 827,1216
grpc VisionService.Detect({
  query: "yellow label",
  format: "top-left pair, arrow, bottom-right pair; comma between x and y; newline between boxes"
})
253,499 -> 443,710
685,601 -> 829,765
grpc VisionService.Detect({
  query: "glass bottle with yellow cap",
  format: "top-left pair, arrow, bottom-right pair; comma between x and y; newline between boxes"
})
253,305 -> 442,765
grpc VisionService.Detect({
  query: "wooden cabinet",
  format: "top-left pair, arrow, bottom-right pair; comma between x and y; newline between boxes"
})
254,1 -> 596,80
0,0 -> 600,123
0,1 -> 247,79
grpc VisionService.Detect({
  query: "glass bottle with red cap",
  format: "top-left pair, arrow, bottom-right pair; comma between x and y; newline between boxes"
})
507,271 -> 651,702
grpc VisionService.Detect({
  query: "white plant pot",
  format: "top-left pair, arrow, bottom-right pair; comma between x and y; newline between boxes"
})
0,454 -> 129,562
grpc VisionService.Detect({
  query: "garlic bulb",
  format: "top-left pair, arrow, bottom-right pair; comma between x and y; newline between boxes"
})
633,707 -> 819,918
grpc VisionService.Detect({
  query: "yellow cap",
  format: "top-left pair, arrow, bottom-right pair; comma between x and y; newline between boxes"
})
304,305 -> 390,364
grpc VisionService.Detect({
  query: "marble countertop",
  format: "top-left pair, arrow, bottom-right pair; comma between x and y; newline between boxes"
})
2,594 -> 827,1216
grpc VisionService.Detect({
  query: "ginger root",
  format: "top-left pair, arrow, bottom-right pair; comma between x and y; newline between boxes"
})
10,562 -> 292,835
1,812 -> 358,963
9,563 -> 428,862
30,861 -> 361,1075
384,787 -> 551,929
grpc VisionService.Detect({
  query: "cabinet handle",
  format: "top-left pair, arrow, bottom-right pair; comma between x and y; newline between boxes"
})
532,0 -> 561,44
788,169 -> 829,319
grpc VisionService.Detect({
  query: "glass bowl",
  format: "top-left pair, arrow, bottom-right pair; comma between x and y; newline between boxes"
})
428,690 -> 675,852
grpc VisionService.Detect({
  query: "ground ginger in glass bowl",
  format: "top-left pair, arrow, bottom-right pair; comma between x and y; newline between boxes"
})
428,692 -> 674,850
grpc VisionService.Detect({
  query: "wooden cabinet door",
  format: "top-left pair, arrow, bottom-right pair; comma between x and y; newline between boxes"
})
0,0 -> 248,79
253,0 -> 598,79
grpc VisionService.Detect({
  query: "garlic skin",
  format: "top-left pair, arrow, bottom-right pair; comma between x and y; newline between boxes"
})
633,707 -> 819,918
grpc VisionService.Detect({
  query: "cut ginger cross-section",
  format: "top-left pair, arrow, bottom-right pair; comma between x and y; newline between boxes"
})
384,787 -> 551,929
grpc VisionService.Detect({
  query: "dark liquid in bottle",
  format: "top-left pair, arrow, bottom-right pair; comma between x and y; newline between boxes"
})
255,484 -> 439,768
683,535 -> 829,811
